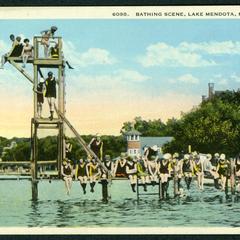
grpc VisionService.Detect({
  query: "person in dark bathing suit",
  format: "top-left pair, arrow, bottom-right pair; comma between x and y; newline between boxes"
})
216,154 -> 229,191
159,153 -> 171,197
61,159 -> 73,195
75,158 -> 88,194
34,77 -> 45,118
88,135 -> 103,161
182,154 -> 194,190
45,71 -> 57,120
126,156 -> 137,192
102,155 -> 114,179
114,152 -> 127,178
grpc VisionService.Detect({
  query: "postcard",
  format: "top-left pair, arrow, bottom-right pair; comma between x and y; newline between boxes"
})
0,6 -> 240,235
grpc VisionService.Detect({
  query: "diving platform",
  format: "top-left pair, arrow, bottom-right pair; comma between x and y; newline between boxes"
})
7,57 -> 64,68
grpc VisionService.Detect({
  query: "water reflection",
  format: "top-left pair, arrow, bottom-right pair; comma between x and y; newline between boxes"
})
27,200 -> 42,227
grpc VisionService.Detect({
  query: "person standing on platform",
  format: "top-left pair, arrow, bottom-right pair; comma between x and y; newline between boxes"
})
61,159 -> 73,195
113,152 -> 127,178
88,134 -> 103,161
34,77 -> 45,118
75,158 -> 88,194
86,157 -> 101,193
45,71 -> 57,120
21,38 -> 33,68
40,26 -> 58,58
126,156 -> 137,192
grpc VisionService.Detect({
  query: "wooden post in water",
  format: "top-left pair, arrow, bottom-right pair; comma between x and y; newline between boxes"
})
173,165 -> 178,197
31,120 -> 38,201
159,178 -> 163,200
101,179 -> 109,202
225,160 -> 230,196
136,178 -> 139,200
230,158 -> 236,195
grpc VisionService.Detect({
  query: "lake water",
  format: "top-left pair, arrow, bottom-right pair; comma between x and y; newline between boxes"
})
0,178 -> 240,228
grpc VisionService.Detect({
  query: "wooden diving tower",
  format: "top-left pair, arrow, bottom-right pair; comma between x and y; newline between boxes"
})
6,36 -> 111,201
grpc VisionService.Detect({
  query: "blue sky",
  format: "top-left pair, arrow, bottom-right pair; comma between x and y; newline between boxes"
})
0,19 -> 240,137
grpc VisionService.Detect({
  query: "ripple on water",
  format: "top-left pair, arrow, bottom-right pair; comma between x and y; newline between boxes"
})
0,179 -> 240,227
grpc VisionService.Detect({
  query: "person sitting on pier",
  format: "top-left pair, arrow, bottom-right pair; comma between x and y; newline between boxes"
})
0,35 -> 23,69
193,153 -> 204,190
34,77 -> 45,118
50,42 -> 74,69
171,152 -> 183,191
182,154 -> 194,190
21,38 -> 33,68
113,152 -> 127,178
40,26 -> 58,58
126,156 -> 137,192
147,155 -> 159,186
159,153 -> 171,198
209,153 -> 220,189
136,154 -> 149,192
88,134 -> 103,161
102,155 -> 114,179
86,157 -> 101,193
45,71 -> 57,120
75,158 -> 88,194
235,154 -> 240,177
235,154 -> 240,192
61,158 -> 73,195
216,154 -> 229,191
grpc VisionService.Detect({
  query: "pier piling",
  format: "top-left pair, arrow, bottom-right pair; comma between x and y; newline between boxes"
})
173,165 -> 178,197
31,179 -> 38,201
230,158 -> 236,195
101,179 -> 109,202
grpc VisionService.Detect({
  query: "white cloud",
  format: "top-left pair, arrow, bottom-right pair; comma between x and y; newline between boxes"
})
231,73 -> 240,82
138,42 -> 216,68
180,41 -> 240,55
217,78 -> 228,85
115,69 -> 150,82
169,74 -> 199,84
63,40 -> 116,67
138,41 -> 240,68
69,69 -> 150,90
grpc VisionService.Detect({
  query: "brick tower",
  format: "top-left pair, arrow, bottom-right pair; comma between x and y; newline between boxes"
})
125,129 -> 141,156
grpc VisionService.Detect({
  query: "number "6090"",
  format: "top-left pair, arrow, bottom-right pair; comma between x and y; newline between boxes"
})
112,12 -> 128,17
